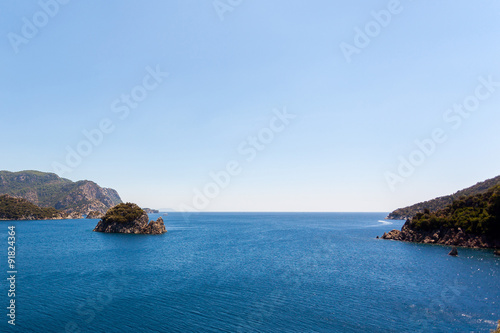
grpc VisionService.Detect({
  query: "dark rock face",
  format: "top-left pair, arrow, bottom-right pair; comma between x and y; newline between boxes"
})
448,247 -> 458,256
93,212 -> 166,234
381,220 -> 500,249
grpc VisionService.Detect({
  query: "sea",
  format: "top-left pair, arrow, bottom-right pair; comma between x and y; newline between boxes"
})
1,213 -> 499,333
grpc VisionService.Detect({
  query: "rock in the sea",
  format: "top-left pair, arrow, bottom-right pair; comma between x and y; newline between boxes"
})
93,203 -> 167,235
381,229 -> 402,240
143,217 -> 166,234
448,247 -> 458,256
495,250 -> 500,256
379,217 -> 500,249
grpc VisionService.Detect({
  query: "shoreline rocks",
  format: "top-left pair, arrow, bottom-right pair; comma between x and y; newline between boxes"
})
381,220 -> 500,249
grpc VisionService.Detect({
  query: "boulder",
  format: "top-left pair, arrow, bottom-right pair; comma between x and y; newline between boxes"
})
381,229 -> 401,240
448,247 -> 458,256
143,217 -> 167,234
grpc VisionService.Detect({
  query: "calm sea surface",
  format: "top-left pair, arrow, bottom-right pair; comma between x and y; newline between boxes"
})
1,213 -> 499,332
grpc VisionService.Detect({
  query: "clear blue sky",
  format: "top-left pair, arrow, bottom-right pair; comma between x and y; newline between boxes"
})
1,0 -> 499,212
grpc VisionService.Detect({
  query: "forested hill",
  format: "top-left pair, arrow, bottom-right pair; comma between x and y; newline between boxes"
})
0,194 -> 65,220
387,175 -> 500,220
0,170 -> 122,216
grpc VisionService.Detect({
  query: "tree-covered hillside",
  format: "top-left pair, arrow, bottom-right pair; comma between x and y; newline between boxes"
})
0,195 -> 64,220
409,185 -> 500,238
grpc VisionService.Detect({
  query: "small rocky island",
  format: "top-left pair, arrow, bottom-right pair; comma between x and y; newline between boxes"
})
93,203 -> 167,234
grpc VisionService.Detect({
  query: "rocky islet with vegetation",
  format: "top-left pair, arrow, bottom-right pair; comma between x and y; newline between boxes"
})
93,203 -> 167,234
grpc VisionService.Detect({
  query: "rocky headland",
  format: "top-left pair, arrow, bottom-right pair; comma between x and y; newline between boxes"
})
382,185 -> 500,250
93,203 -> 167,234
382,221 -> 500,249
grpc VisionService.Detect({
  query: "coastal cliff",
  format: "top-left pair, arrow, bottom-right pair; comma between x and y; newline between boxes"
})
0,170 -> 122,217
382,185 -> 500,249
93,203 -> 167,234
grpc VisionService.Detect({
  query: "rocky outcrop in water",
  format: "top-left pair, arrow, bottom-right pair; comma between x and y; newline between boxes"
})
381,221 -> 500,249
93,203 -> 166,234
93,214 -> 166,234
382,185 -> 500,250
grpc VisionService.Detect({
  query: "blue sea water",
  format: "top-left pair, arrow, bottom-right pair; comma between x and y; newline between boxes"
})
1,213 -> 499,333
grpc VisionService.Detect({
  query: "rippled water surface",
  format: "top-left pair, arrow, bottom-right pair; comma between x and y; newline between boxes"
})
2,213 -> 499,332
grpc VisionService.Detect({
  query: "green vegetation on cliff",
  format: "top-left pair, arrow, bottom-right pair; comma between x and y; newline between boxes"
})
101,203 -> 145,224
0,170 -> 122,215
387,175 -> 500,219
409,185 -> 500,238
0,195 -> 63,220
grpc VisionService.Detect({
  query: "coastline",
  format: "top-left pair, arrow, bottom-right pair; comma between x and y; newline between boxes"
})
382,220 -> 500,249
